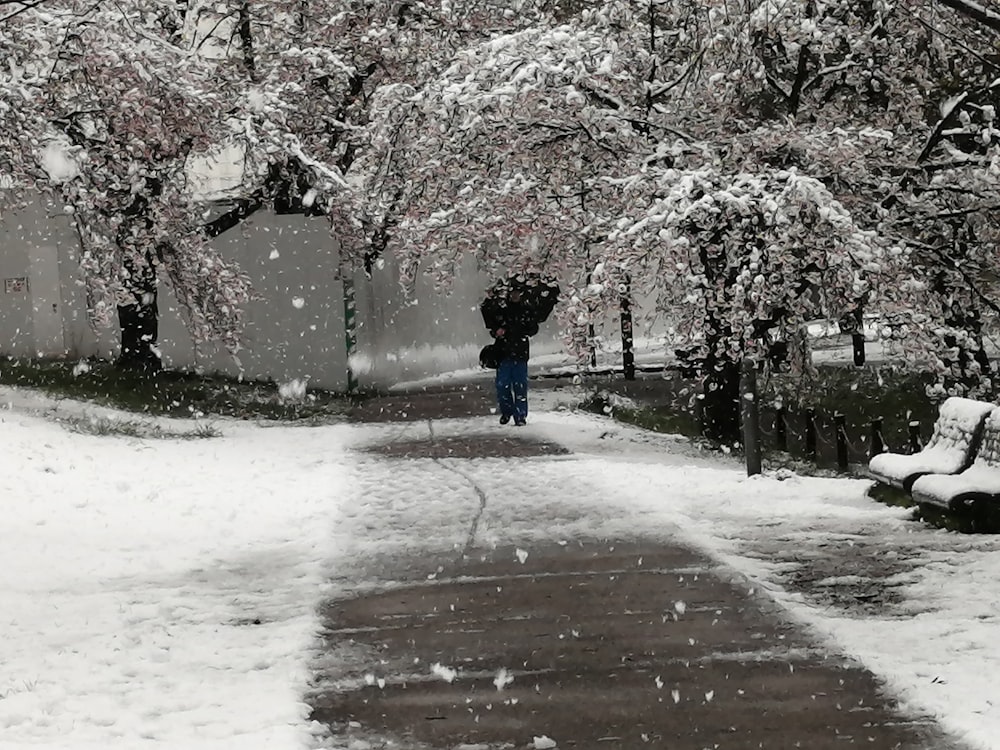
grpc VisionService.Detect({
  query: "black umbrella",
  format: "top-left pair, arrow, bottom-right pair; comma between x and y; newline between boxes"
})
488,274 -> 561,326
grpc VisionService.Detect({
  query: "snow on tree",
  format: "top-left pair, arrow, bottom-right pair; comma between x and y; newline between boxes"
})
591,166 -> 915,438
593,169 -> 890,368
363,0 -> 933,286
0,0 -> 254,367
0,0 -> 574,368
875,5 -> 1000,397
361,19 -> 656,289
361,0 -> 1000,418
716,0 -> 1000,399
361,10 -> 896,303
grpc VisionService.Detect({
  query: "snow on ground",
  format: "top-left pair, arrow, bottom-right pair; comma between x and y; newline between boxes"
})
6,383 -> 1000,749
0,393 -> 351,749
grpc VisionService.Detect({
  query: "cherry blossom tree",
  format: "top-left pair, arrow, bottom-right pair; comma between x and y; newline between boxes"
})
0,1 -> 253,368
1,0 -> 577,370
360,0 -> 1000,439
5,0 -> 1000,412
716,0 -> 1000,399
593,168 -> 910,439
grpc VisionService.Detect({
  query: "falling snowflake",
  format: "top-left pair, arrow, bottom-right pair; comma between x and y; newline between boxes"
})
494,667 -> 514,691
431,663 -> 458,683
278,379 -> 307,401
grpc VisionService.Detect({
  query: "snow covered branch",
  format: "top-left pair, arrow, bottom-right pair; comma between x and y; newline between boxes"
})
935,0 -> 1000,34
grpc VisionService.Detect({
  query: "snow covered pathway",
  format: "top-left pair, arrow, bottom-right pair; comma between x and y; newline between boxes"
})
317,409 -> 1000,750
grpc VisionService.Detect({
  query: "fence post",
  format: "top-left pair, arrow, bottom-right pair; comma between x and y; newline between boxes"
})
869,417 -> 885,458
835,413 -> 849,470
775,406 -> 788,452
909,421 -> 922,453
805,408 -> 818,461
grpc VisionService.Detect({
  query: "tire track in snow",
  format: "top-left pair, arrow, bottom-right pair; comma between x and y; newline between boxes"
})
426,418 -> 489,570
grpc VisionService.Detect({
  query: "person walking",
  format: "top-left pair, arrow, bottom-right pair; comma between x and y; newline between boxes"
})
481,287 -> 538,426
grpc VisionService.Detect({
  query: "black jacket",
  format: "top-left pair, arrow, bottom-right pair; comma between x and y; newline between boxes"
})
481,296 -> 539,362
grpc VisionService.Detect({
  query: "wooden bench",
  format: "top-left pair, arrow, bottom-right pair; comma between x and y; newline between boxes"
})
867,397 -> 994,492
912,407 -> 1000,515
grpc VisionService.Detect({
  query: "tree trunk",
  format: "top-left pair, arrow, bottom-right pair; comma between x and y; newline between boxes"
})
698,304 -> 742,444
839,306 -> 866,366
702,357 -> 741,444
702,362 -> 741,444
116,277 -> 162,373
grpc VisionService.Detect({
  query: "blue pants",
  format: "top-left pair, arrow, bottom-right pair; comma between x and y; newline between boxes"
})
496,358 -> 528,421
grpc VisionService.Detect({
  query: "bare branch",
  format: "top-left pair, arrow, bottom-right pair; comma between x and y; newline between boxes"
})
0,0 -> 48,24
237,1 -> 256,81
647,48 -> 706,102
916,70 -> 1000,164
786,44 -> 811,116
906,236 -> 1000,318
935,0 -> 1000,35
802,60 -> 857,93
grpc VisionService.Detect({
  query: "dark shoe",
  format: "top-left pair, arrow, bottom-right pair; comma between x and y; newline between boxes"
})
514,418 -> 526,426
499,414 -> 511,425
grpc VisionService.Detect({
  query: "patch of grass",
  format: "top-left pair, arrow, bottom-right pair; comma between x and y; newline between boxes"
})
769,366 -> 939,448
579,388 -> 703,441
57,414 -> 222,440
609,404 -> 701,439
0,357 -> 354,421
617,406 -> 699,437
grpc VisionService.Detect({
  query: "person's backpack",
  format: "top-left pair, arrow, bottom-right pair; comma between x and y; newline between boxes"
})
479,343 -> 501,369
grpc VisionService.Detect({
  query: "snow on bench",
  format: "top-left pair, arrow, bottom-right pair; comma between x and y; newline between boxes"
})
867,397 -> 994,492
912,408 -> 1000,511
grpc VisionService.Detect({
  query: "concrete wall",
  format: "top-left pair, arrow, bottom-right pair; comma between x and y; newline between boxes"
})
0,200 -> 78,358
44,208 -> 350,390
154,212 -> 349,390
1,198 -> 671,390
351,252 -> 567,388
